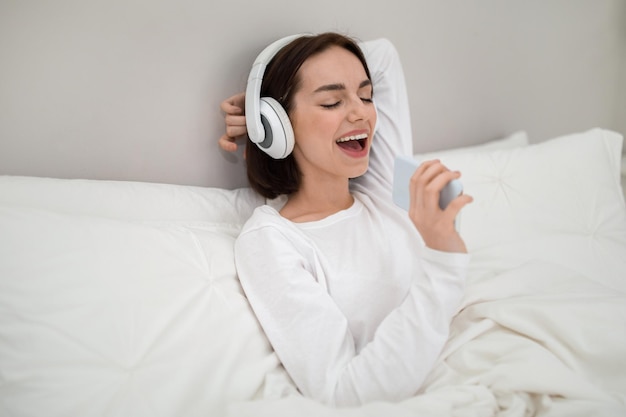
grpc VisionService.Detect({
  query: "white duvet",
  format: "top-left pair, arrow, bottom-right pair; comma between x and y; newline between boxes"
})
229,259 -> 626,417
1,129 -> 625,417
229,129 -> 626,416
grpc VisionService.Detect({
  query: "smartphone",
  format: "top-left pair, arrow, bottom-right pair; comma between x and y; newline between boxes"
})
392,155 -> 463,211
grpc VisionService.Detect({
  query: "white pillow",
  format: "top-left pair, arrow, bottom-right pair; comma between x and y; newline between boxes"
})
440,128 -> 626,288
414,130 -> 528,161
0,186 -> 275,417
0,176 -> 263,223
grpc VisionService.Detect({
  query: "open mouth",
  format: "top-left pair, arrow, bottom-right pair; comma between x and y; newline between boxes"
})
336,133 -> 368,152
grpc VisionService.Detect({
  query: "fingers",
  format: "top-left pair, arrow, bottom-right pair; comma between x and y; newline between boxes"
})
408,159 -> 472,217
221,92 -> 245,117
218,133 -> 239,152
407,159 -> 472,253
446,193 -> 473,216
409,160 -> 449,209
220,92 -> 245,114
225,114 -> 247,138
219,93 -> 247,152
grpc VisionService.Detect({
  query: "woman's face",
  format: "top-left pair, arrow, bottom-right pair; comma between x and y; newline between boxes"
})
289,46 -> 377,185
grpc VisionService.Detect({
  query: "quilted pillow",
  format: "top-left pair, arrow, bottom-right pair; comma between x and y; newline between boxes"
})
414,131 -> 528,161
0,181 -> 274,417
440,128 -> 626,287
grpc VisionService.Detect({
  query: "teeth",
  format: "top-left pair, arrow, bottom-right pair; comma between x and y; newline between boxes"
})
336,133 -> 368,143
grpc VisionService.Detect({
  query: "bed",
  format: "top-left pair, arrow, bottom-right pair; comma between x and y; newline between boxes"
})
1,124 -> 625,416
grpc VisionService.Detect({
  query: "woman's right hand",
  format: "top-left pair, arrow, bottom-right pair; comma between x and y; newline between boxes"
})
218,92 -> 247,152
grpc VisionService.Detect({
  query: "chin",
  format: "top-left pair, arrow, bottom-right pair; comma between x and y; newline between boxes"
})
348,163 -> 369,179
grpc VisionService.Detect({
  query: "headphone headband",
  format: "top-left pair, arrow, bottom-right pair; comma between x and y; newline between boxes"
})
245,34 -> 305,159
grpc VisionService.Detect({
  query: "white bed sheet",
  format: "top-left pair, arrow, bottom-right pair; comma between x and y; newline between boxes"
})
1,129 -> 625,417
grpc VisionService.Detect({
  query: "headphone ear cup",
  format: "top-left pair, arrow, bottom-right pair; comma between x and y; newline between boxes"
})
257,97 -> 295,159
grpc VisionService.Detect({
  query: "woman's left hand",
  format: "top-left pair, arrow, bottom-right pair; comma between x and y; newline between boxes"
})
408,160 -> 473,253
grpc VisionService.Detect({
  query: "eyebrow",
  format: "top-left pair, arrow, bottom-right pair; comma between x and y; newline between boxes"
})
313,79 -> 372,93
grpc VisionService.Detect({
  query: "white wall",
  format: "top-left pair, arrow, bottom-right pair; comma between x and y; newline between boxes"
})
617,5 -> 626,143
1,0 -> 624,189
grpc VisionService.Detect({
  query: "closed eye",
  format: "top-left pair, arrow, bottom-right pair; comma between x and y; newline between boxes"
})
321,101 -> 341,109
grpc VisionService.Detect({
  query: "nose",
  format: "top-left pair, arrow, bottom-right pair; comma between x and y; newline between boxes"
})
347,96 -> 369,122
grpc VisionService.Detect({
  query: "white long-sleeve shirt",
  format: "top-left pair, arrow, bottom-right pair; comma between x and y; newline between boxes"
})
235,38 -> 469,407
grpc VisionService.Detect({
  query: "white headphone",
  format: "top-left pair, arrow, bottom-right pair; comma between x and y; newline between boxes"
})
245,34 -> 304,159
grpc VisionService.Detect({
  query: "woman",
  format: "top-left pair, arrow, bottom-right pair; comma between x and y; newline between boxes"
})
219,33 -> 472,406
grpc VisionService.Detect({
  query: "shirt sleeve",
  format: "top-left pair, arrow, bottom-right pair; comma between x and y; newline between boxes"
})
353,38 -> 413,198
235,224 -> 468,407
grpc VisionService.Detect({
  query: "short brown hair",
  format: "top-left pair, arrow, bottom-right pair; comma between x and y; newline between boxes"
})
245,32 -> 372,199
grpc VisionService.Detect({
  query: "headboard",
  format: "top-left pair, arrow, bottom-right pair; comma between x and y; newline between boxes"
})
1,0 -> 624,189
